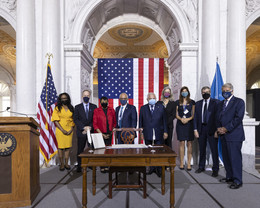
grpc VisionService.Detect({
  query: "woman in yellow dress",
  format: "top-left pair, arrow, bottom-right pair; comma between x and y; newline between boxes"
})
52,93 -> 75,171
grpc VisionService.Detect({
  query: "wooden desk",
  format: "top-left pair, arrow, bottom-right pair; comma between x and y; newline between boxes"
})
80,145 -> 177,208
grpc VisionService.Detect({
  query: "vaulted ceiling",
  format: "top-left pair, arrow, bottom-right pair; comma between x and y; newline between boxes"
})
246,17 -> 260,89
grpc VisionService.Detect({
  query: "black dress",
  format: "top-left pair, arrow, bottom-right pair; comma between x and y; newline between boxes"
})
176,99 -> 195,141
157,100 -> 176,148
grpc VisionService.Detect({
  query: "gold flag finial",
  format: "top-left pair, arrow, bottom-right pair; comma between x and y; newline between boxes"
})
45,53 -> 53,64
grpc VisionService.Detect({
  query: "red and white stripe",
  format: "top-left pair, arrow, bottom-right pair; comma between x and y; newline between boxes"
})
100,58 -> 164,144
37,101 -> 58,162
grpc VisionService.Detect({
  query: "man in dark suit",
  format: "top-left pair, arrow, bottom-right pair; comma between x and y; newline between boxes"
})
115,93 -> 137,144
73,89 -> 97,172
216,83 -> 245,189
139,92 -> 168,177
194,86 -> 219,177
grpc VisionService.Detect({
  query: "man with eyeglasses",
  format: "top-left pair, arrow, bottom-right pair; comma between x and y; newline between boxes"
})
115,93 -> 137,144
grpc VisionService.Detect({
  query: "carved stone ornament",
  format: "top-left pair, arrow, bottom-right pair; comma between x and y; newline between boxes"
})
64,0 -> 85,40
177,0 -> 198,42
0,0 -> 16,19
246,0 -> 260,16
81,69 -> 91,92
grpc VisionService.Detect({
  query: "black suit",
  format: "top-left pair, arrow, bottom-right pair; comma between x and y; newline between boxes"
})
194,98 -> 219,171
73,102 -> 97,167
115,104 -> 137,144
157,100 -> 176,148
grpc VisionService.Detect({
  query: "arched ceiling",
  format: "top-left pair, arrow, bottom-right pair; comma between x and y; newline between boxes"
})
79,0 -> 182,54
247,17 -> 260,89
0,16 -> 16,83
93,24 -> 168,58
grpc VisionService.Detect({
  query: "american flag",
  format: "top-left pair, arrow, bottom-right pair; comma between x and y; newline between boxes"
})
37,63 -> 58,163
98,58 -> 164,111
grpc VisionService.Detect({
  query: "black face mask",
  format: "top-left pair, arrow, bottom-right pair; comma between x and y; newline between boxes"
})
202,93 -> 210,100
61,100 -> 69,105
101,102 -> 108,108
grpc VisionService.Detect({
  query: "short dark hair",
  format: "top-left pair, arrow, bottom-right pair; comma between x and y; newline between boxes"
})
201,86 -> 211,93
100,96 -> 108,102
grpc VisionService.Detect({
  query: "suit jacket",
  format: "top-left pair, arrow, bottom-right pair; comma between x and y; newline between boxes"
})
216,96 -> 245,142
194,98 -> 219,135
139,102 -> 167,143
157,100 -> 176,130
115,104 -> 137,128
73,103 -> 97,137
93,106 -> 116,133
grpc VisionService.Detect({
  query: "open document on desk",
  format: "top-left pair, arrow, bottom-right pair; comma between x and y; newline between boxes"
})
107,144 -> 148,149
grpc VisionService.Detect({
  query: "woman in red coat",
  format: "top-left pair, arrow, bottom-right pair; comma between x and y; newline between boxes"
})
93,96 -> 116,146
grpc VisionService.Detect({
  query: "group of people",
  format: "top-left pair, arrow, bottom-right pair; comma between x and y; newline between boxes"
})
51,82 -> 245,189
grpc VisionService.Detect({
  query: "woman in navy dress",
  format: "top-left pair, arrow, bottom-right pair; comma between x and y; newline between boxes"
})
176,86 -> 195,171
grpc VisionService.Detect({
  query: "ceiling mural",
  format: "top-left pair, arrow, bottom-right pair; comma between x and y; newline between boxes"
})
93,24 -> 169,85
0,28 -> 16,82
246,19 -> 260,88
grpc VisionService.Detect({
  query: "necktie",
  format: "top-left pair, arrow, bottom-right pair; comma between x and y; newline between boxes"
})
203,100 -> 207,123
151,105 -> 154,114
222,100 -> 227,111
85,105 -> 88,120
119,106 -> 123,128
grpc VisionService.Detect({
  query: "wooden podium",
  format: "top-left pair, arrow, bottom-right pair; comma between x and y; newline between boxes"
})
0,117 -> 40,208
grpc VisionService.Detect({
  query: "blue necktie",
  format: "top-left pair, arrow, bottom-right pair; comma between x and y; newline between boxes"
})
119,106 -> 123,128
222,100 -> 227,112
151,105 -> 154,114
85,105 -> 89,120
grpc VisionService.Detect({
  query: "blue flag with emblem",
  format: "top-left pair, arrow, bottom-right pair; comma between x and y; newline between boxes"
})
211,62 -> 224,162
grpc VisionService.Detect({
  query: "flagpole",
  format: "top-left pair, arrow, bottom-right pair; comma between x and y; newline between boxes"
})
45,53 -> 53,130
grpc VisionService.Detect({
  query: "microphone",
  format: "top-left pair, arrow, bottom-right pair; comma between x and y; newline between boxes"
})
6,107 -> 29,117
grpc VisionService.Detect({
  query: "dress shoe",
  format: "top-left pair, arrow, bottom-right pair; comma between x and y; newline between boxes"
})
229,182 -> 242,189
65,165 -> 71,170
219,178 -> 233,184
59,165 -> 65,171
179,167 -> 184,170
155,169 -> 162,178
187,168 -> 192,171
211,171 -> 218,177
195,168 -> 205,173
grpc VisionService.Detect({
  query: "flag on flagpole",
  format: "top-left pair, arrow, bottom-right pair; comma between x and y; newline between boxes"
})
37,62 -> 58,163
211,62 -> 224,162
98,58 -> 164,143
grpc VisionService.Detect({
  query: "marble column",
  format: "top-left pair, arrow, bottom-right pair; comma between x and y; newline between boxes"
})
16,0 -> 36,115
227,0 -> 246,101
42,0 -> 62,93
201,0 -> 220,88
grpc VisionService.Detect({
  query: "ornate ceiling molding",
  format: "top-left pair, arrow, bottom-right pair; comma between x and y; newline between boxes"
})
0,0 -> 16,21
246,0 -> 260,17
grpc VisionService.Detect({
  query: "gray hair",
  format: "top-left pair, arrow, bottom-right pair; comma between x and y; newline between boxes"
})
161,86 -> 174,101
119,93 -> 128,99
82,89 -> 92,95
222,83 -> 233,91
147,92 -> 156,99
201,86 -> 211,93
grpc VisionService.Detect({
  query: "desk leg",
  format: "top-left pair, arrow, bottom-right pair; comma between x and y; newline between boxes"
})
92,166 -> 96,195
161,166 -> 165,195
170,166 -> 175,208
82,167 -> 87,208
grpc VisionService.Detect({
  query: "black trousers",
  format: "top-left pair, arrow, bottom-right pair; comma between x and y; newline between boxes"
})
77,135 -> 90,167
165,128 -> 173,148
198,125 -> 219,171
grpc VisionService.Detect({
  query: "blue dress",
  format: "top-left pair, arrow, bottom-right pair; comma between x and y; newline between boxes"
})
176,99 -> 195,141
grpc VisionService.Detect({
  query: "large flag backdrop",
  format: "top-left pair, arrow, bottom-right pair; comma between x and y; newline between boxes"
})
37,63 -> 58,163
98,58 -> 164,111
211,62 -> 224,162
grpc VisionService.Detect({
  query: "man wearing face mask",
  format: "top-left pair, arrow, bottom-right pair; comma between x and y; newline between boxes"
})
115,93 -> 137,144
74,89 -> 97,172
193,86 -> 219,177
215,83 -> 245,189
139,92 -> 168,177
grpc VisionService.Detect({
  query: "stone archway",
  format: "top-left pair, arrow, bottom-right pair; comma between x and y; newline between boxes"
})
65,0 -> 198,105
